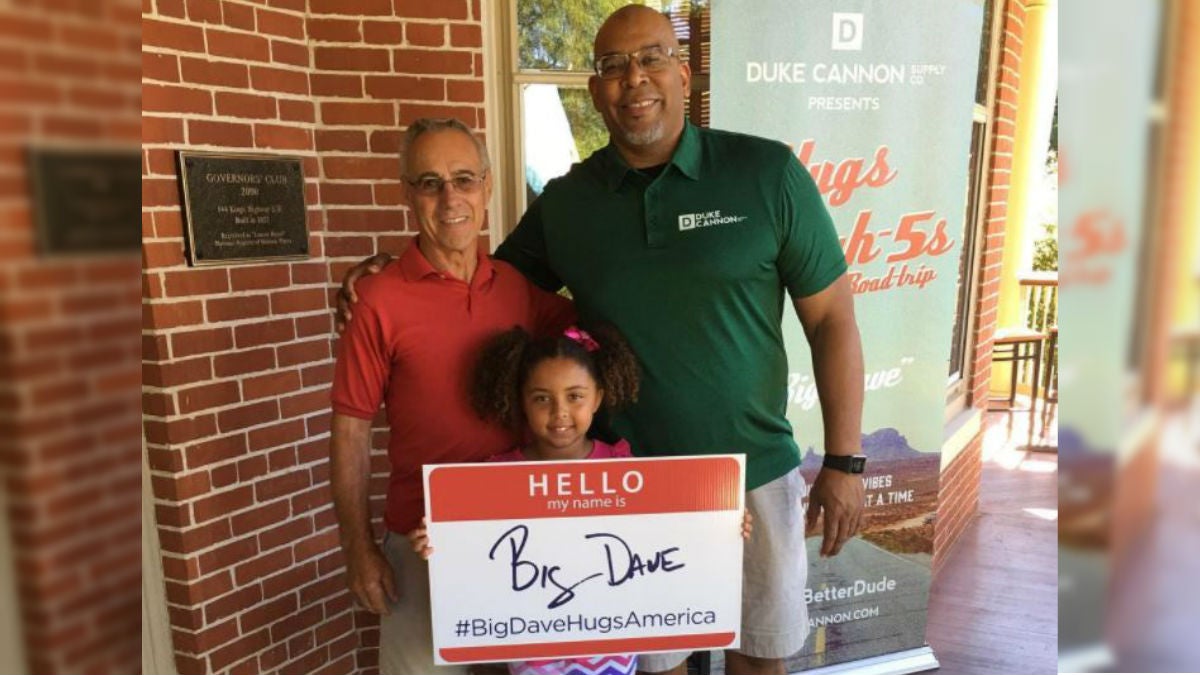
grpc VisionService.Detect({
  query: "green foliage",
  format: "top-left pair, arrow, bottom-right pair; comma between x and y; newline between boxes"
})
518,0 -> 632,71
1033,222 -> 1058,272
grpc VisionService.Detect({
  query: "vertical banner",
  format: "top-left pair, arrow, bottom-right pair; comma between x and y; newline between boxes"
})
712,0 -> 983,671
1057,0 -> 1157,670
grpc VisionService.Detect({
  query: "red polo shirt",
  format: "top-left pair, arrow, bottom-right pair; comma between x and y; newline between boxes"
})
331,243 -> 574,534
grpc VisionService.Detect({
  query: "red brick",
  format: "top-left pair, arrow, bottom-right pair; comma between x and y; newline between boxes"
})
186,0 -> 222,23
204,584 -> 262,624
393,48 -> 472,75
278,339 -> 330,367
243,370 -> 301,401
311,0 -> 391,13
250,65 -> 310,95
255,124 -> 312,150
207,28 -> 270,61
315,129 -> 367,152
293,529 -> 339,563
255,472 -> 312,506
209,628 -> 271,673
143,52 -> 179,83
393,0 -> 467,19
364,75 -> 443,100
362,20 -> 403,44
232,499 -> 291,536
257,7 -> 304,38
296,313 -> 332,338
281,389 -> 329,418
171,326 -> 234,359
199,535 -> 259,577
450,24 -> 481,48
222,0 -> 255,29
178,380 -> 240,414
279,100 -> 316,123
143,116 -> 185,144
188,119 -> 254,147
314,46 -> 390,72
152,472 -> 212,503
291,263 -> 328,285
216,91 -> 278,119
322,157 -> 397,181
144,18 -> 205,51
214,347 -> 276,377
271,288 -> 329,314
271,40 -> 309,67
302,362 -> 334,388
143,357 -> 213,389
242,587 -> 300,635
321,101 -> 395,126
307,17 -> 361,42
205,295 -> 268,323
233,318 -> 296,348
192,485 -> 254,525
405,22 -> 444,46
309,74 -> 360,99
218,399 -> 281,433
163,268 -> 229,297
447,80 -> 483,103
145,300 -> 205,330
185,434 -> 249,470
398,102 -> 476,127
290,485 -> 329,516
229,264 -> 293,291
320,184 -> 374,206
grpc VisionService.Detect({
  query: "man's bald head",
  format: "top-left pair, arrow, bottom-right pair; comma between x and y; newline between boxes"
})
593,4 -> 681,59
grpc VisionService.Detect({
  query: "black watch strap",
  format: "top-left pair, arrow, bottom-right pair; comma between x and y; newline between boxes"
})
823,454 -> 867,474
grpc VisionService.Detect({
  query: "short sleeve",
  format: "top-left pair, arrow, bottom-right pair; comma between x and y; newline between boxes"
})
495,196 -> 565,293
776,155 -> 848,298
330,300 -> 390,420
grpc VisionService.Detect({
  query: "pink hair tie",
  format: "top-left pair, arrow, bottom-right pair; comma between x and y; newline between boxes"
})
564,326 -> 600,352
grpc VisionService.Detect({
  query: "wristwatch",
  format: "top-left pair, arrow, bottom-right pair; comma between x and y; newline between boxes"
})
822,454 -> 867,474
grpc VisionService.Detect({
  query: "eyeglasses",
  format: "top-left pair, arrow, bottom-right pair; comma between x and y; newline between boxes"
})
405,171 -> 488,196
593,45 -> 678,80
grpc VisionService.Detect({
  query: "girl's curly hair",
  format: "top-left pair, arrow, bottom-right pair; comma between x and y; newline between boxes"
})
470,322 -> 640,432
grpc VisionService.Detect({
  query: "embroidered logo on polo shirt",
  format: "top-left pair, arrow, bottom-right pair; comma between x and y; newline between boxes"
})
678,210 -> 748,231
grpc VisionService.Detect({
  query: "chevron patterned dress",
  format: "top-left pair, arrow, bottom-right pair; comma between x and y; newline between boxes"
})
507,653 -> 637,675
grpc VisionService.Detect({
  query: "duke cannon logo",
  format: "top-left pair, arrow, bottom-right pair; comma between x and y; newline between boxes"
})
678,210 -> 749,232
832,13 -> 864,51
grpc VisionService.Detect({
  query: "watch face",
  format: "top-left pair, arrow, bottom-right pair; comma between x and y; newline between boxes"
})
851,456 -> 867,473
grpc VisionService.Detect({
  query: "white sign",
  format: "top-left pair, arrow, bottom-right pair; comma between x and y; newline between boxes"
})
422,455 -> 745,665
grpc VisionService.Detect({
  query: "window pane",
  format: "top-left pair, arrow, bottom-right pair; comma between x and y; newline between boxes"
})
948,122 -> 987,379
518,0 -> 642,71
522,85 -> 609,198
974,0 -> 995,105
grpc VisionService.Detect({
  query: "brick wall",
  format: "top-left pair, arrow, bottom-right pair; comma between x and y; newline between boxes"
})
0,1 -> 142,674
932,0 -> 1026,573
141,1 -> 486,673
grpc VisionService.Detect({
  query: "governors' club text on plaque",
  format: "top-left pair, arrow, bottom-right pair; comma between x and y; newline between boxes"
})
178,151 -> 308,266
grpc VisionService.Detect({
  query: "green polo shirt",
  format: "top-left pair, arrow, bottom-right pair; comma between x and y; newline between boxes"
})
496,122 -> 846,490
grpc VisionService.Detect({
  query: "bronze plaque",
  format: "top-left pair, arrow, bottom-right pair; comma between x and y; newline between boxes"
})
179,151 -> 308,266
29,147 -> 141,254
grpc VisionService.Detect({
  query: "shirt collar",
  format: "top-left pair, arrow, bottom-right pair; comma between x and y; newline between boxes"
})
600,120 -> 703,191
398,240 -> 495,286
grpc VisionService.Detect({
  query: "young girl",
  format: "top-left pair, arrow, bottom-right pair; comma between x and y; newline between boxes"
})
410,324 -> 749,675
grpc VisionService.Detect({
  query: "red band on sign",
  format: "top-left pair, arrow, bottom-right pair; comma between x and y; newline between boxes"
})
428,456 -> 741,522
439,631 -> 737,663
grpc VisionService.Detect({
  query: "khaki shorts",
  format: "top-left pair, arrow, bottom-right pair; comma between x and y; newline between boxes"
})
638,468 -> 811,673
379,530 -> 469,675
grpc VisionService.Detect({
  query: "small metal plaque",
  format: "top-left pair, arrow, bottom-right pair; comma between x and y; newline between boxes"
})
29,147 -> 141,254
178,151 -> 308,266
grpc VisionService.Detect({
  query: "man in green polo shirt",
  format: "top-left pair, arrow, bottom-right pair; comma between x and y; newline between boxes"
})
338,6 -> 865,675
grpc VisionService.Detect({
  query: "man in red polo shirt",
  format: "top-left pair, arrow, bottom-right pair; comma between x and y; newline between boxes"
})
329,118 -> 572,675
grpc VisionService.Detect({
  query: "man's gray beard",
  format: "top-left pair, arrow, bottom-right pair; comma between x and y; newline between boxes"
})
620,120 -> 664,147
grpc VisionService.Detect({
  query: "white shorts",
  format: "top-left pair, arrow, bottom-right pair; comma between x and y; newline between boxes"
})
379,530 -> 469,675
638,468 -> 811,672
